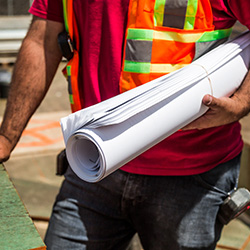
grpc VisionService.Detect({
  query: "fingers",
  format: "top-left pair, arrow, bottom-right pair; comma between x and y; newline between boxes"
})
182,115 -> 208,131
182,89 -> 250,131
0,135 -> 12,162
182,95 -> 232,130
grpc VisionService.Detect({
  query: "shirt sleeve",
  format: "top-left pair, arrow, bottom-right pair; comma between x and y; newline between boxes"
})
29,0 -> 64,23
226,0 -> 250,30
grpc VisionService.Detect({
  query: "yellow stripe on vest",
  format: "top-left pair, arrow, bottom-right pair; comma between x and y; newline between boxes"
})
153,30 -> 203,42
150,63 -> 188,73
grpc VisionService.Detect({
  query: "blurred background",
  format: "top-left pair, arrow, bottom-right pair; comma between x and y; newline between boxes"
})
0,0 -> 32,15
0,1 -> 250,249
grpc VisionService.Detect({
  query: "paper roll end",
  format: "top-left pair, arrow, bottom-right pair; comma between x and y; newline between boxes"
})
66,134 -> 105,182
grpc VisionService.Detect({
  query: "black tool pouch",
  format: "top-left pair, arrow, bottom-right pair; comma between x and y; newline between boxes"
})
56,149 -> 69,176
58,31 -> 74,61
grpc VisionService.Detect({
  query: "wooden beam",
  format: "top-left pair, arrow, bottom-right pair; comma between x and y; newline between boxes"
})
0,163 -> 46,250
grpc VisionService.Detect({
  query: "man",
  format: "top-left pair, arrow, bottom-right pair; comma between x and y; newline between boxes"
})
0,0 -> 250,249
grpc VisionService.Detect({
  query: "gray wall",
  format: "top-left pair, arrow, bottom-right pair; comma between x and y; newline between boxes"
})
0,0 -> 33,15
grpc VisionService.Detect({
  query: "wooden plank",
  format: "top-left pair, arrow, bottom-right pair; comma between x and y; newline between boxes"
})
0,163 -> 46,250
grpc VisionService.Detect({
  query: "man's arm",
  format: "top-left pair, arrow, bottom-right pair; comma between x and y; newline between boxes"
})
0,16 -> 64,161
183,69 -> 250,130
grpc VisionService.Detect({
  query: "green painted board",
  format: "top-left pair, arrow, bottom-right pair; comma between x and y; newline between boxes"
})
0,163 -> 46,250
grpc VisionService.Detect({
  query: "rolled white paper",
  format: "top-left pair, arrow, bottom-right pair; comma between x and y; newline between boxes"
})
61,32 -> 250,182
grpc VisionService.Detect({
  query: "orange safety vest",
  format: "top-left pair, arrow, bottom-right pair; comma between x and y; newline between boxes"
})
62,0 -> 82,112
62,0 -> 232,112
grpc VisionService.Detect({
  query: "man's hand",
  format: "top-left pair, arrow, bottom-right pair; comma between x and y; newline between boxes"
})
183,68 -> 250,130
0,135 -> 12,162
183,93 -> 250,130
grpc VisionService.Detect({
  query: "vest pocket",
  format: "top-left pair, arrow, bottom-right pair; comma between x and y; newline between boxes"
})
153,0 -> 193,29
149,0 -> 214,31
163,0 -> 189,29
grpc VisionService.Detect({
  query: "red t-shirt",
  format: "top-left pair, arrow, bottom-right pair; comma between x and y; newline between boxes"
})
30,0 -> 249,176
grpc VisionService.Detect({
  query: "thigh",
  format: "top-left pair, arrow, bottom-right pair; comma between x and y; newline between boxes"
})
130,155 -> 241,250
45,168 -> 135,250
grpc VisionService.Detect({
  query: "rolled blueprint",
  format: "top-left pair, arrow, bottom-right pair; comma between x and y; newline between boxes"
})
61,32 -> 250,182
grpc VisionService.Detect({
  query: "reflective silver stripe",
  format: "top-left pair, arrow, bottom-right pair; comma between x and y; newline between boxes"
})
163,0 -> 188,29
125,39 -> 153,63
194,37 -> 229,60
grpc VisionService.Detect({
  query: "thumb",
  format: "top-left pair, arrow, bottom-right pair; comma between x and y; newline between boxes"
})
202,94 -> 219,107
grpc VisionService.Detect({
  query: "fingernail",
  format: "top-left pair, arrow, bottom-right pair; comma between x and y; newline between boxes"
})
205,95 -> 212,105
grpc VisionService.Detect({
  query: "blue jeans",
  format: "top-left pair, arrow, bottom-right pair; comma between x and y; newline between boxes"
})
44,155 -> 240,250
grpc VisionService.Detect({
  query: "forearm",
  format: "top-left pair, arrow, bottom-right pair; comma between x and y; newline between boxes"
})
0,17 -> 63,154
231,69 -> 250,119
